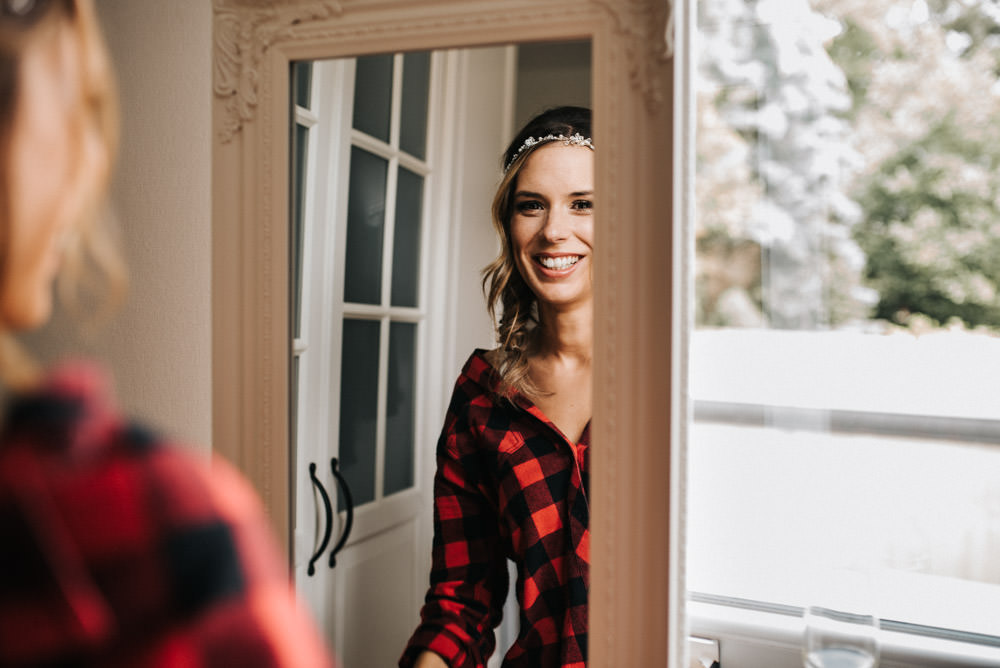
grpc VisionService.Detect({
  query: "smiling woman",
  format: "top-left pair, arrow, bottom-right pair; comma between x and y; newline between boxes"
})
486,107 -> 595,403
400,107 -> 595,668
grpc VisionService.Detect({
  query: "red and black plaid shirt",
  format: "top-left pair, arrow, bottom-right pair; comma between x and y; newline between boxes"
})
400,350 -> 590,668
0,362 -> 333,668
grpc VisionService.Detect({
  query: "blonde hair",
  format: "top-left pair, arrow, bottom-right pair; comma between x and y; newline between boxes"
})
482,106 -> 592,399
0,0 -> 125,388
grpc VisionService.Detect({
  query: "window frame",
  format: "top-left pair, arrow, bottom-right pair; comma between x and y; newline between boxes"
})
688,595 -> 1000,667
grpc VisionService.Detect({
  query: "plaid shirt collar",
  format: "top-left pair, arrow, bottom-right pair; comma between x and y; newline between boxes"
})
466,349 -> 592,447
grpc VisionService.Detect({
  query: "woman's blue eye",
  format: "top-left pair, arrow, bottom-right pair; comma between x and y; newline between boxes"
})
572,200 -> 593,211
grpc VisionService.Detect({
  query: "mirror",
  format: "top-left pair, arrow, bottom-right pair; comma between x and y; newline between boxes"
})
288,43 -> 591,666
211,1 -> 678,665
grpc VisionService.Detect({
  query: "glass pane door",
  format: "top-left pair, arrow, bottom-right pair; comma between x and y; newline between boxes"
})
335,52 -> 431,508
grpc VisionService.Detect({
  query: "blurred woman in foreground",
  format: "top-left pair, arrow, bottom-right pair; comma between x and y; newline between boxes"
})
0,1 -> 333,665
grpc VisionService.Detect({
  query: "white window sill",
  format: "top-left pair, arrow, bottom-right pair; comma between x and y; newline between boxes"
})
688,593 -> 1000,668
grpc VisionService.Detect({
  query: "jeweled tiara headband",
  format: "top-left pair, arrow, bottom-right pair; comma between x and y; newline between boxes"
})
503,132 -> 596,173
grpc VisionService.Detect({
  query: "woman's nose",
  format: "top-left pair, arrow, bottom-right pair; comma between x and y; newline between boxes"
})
541,208 -> 570,242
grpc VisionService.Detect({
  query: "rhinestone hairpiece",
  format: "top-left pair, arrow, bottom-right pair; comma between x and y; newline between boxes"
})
503,132 -> 595,173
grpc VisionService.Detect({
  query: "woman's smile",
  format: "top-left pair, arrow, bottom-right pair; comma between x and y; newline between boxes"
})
536,253 -> 583,273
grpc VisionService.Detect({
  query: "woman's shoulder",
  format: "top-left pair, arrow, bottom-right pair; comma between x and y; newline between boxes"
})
445,349 -> 508,418
456,348 -> 536,411
2,361 -> 128,455
455,348 -> 497,388
0,360 -> 190,467
465,347 -> 494,368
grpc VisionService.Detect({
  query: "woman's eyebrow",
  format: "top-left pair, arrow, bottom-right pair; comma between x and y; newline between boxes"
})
514,190 -> 594,198
514,190 -> 545,199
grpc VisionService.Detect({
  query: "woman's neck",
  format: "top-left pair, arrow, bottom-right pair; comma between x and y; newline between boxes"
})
534,300 -> 593,364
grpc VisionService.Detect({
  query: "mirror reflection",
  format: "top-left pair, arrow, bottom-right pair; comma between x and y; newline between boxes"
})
289,42 -> 591,667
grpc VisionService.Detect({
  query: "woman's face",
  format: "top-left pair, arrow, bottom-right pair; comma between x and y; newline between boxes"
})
3,19 -> 106,330
509,143 -> 595,312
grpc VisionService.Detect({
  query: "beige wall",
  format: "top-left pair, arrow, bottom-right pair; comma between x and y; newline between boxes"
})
27,0 -> 213,451
514,41 -> 592,131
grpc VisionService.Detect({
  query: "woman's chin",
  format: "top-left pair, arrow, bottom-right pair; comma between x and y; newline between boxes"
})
534,289 -> 594,311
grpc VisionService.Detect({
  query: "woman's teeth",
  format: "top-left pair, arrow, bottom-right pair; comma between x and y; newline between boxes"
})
539,255 -> 581,270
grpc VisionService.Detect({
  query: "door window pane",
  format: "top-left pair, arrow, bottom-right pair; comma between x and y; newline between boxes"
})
291,123 -> 309,338
338,318 -> 380,506
290,353 -> 300,467
344,147 -> 388,304
400,51 -> 431,159
384,321 -> 417,496
292,61 -> 313,110
390,168 -> 424,307
352,54 -> 393,142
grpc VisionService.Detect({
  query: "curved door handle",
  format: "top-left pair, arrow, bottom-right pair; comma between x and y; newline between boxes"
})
329,457 -> 355,568
307,462 -> 333,576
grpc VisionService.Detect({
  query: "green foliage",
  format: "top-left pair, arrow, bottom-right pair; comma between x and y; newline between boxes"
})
928,0 -> 1000,73
820,0 -> 1000,333
827,18 -> 880,118
852,117 -> 1000,329
696,0 -> 1000,333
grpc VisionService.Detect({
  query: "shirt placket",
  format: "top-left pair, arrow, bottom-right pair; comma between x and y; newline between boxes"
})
514,399 -> 590,582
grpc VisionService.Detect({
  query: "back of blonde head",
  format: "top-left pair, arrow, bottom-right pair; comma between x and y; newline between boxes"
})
0,0 -> 124,389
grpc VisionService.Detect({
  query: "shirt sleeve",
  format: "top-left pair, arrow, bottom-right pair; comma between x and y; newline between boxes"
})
0,441 -> 336,668
0,365 -> 337,668
191,453 -> 337,668
399,387 -> 509,668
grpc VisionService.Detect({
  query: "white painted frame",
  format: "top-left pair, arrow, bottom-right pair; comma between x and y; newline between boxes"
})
212,0 -> 683,665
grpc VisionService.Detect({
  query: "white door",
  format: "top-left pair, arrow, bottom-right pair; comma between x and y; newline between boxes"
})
289,48 -> 512,667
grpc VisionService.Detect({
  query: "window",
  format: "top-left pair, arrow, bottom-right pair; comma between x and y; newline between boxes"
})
687,1 -> 1000,665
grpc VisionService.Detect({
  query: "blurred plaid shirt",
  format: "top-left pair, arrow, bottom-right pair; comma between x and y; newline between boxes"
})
401,350 -> 590,668
0,362 -> 333,668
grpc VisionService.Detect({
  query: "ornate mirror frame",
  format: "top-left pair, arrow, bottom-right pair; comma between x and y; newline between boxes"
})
211,0 -> 686,664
